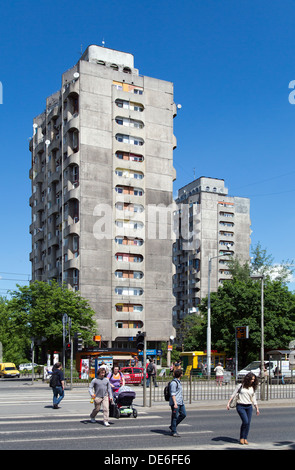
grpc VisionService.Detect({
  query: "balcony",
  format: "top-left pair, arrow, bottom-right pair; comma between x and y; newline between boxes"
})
64,220 -> 80,237
64,257 -> 79,270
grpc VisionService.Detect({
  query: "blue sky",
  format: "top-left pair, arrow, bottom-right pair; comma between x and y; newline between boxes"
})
0,0 -> 294,295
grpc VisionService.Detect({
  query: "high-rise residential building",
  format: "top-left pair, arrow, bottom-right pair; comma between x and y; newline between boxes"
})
29,45 -> 177,349
173,176 -> 251,327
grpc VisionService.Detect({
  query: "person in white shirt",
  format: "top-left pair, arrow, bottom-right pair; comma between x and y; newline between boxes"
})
214,363 -> 224,386
227,372 -> 260,445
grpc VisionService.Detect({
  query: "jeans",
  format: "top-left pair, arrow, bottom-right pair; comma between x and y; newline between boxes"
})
147,375 -> 158,387
236,404 -> 252,439
170,403 -> 186,433
53,386 -> 64,406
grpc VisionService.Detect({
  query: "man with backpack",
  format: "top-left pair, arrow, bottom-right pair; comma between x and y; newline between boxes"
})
146,359 -> 158,388
50,362 -> 65,409
168,369 -> 186,437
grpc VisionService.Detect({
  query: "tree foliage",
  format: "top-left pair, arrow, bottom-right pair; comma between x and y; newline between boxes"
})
0,281 -> 97,364
179,243 -> 295,367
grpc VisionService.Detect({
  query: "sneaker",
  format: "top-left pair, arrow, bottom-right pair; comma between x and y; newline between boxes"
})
170,432 -> 180,437
104,421 -> 110,427
90,418 -> 96,423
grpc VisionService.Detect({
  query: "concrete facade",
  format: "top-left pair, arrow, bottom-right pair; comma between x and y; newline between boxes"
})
29,45 -> 176,347
173,177 -> 251,327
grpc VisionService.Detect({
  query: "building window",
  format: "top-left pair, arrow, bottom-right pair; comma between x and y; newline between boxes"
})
115,321 -> 144,329
115,151 -> 143,162
113,81 -> 143,95
115,134 -> 144,146
115,303 -> 143,312
115,99 -> 144,112
115,168 -> 144,179
115,185 -> 144,196
220,212 -> 234,218
115,287 -> 143,296
115,236 -> 144,246
115,270 -> 143,279
115,253 -> 143,263
115,117 -> 144,129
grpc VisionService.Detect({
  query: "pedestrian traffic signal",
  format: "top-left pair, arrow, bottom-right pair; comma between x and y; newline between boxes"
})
136,331 -> 145,351
66,342 -> 71,351
74,332 -> 83,352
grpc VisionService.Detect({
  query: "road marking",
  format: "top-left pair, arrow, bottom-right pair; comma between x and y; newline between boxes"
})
0,423 -> 192,434
0,415 -> 162,425
0,430 -> 212,444
0,399 -> 89,405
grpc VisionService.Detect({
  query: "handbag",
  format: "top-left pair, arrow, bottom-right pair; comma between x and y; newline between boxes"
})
229,385 -> 242,408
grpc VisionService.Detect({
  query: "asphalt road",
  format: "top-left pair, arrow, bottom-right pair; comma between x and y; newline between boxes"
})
0,379 -> 295,453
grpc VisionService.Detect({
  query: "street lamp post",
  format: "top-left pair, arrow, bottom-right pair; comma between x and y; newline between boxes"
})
207,250 -> 232,379
251,274 -> 265,400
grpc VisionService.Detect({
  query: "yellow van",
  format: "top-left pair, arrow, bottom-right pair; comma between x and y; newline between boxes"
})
0,363 -> 20,378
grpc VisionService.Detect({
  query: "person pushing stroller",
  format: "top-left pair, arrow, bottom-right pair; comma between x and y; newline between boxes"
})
107,366 -> 125,396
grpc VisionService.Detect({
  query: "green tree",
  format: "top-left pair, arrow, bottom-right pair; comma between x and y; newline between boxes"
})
178,313 -> 204,351
0,297 -> 29,364
251,242 -> 294,284
180,244 -> 295,368
198,277 -> 295,366
2,281 -> 97,364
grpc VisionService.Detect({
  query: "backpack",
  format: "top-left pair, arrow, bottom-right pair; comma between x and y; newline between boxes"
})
49,372 -> 59,388
164,379 -> 178,401
147,363 -> 154,374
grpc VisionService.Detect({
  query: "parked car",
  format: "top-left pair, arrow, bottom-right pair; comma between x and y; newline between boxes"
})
0,363 -> 20,378
121,367 -> 147,385
18,363 -> 39,371
238,360 -> 291,380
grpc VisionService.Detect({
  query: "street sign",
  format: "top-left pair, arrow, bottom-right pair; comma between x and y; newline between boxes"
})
289,350 -> 295,370
236,326 -> 249,339
138,349 -> 162,356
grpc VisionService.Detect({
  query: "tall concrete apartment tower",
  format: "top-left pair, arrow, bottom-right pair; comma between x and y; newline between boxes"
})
29,45 -> 177,349
173,177 -> 251,327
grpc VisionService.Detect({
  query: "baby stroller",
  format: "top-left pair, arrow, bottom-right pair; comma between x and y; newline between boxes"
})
111,386 -> 137,419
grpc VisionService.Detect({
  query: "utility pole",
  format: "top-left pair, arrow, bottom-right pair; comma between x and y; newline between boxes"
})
251,275 -> 265,399
31,339 -> 35,383
62,314 -> 68,371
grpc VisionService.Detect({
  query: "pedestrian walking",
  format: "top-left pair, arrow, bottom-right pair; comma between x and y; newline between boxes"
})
169,369 -> 186,437
51,362 -> 65,409
169,363 -> 174,376
147,359 -> 158,387
146,359 -> 157,387
214,362 -> 224,386
89,368 -> 113,426
107,366 -> 125,394
227,372 -> 260,445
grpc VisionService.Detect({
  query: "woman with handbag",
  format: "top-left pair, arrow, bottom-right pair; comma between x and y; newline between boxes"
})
227,372 -> 260,445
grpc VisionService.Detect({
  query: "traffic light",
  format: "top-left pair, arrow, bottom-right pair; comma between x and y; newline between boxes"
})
136,331 -> 145,351
65,342 -> 71,357
74,332 -> 83,352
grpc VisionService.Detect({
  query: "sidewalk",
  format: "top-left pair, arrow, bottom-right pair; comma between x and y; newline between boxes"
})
6,380 -> 295,415
139,397 -> 295,412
